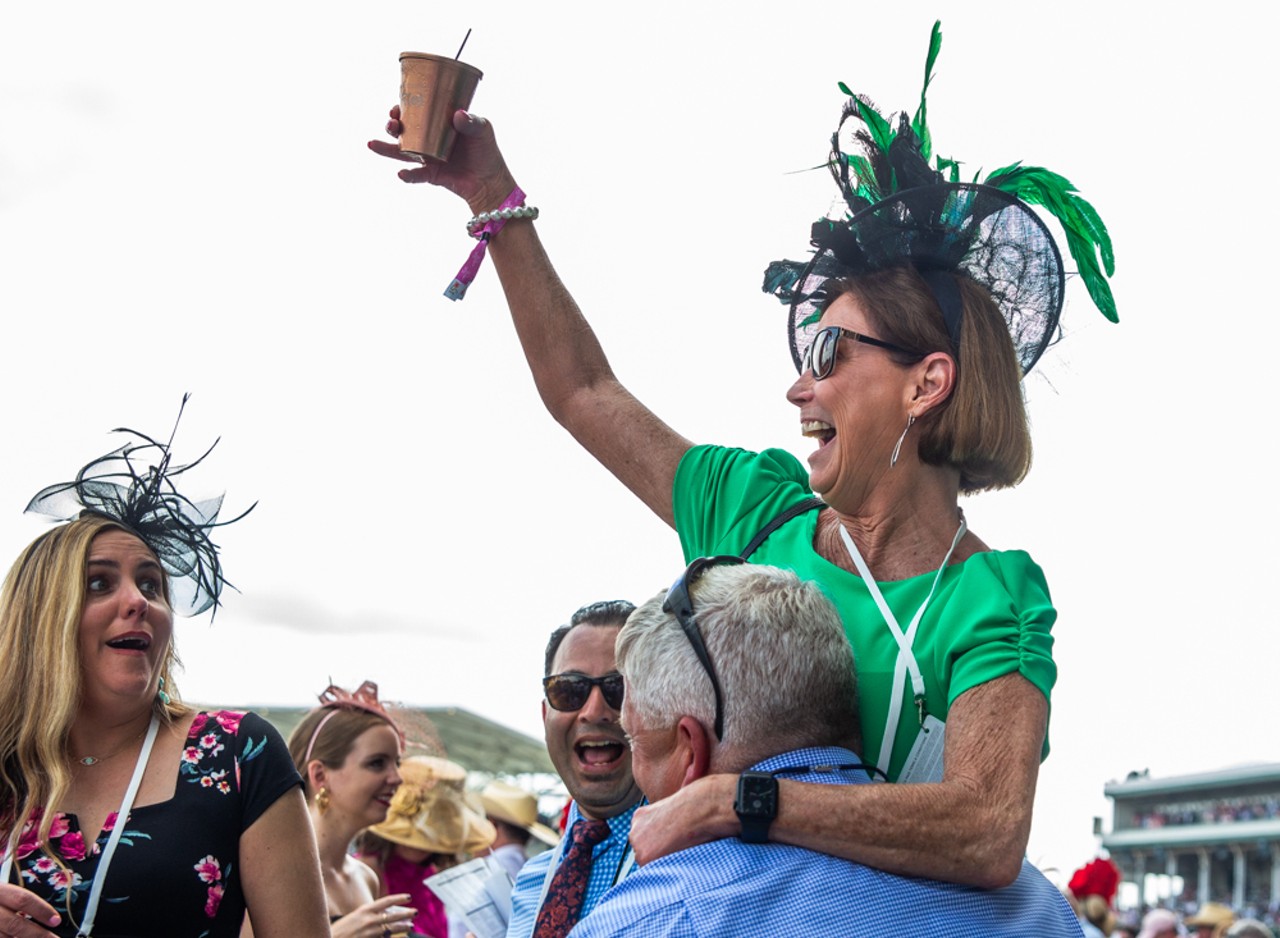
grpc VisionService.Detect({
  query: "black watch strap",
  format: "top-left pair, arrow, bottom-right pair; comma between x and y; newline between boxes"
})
734,770 -> 778,844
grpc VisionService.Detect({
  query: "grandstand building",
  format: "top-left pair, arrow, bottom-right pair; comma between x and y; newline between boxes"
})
1102,763 -> 1280,910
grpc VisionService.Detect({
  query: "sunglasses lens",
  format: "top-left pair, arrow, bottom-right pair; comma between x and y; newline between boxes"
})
544,675 -> 624,711
813,328 -> 835,379
600,675 -> 625,709
545,677 -> 588,711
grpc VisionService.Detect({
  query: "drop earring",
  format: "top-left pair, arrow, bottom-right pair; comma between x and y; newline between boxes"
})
157,676 -> 171,705
890,413 -> 916,468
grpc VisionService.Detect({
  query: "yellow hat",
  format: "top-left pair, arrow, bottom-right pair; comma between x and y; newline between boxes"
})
369,756 -> 496,855
480,780 -> 560,846
1185,903 -> 1236,933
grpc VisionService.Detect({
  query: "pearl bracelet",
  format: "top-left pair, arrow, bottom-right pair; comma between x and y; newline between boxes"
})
466,204 -> 540,237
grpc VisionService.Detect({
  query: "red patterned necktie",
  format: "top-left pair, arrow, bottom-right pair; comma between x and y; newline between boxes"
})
531,817 -> 612,938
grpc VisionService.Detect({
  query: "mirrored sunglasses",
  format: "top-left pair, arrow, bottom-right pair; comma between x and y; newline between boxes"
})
803,325 -> 916,380
543,673 -> 625,712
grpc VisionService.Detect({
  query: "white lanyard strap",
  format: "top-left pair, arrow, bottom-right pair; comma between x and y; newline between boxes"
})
0,716 -> 160,937
78,715 -> 160,937
0,833 -> 15,884
534,831 -> 569,911
838,515 -> 966,774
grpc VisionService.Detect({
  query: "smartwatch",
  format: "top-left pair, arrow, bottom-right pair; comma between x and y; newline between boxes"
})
734,770 -> 778,844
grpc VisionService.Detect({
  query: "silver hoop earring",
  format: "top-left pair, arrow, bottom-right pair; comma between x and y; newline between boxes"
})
890,414 -> 916,468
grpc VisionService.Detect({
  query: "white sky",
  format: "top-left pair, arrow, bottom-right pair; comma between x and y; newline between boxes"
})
2,0 -> 1275,888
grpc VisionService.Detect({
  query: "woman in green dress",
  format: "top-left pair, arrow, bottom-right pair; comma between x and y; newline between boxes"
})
369,23 -> 1114,887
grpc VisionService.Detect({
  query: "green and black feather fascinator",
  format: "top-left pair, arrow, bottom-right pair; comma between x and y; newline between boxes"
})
765,20 -> 1116,375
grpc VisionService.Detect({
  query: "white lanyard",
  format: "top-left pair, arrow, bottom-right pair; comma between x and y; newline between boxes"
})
1,716 -> 160,938
533,817 -> 635,917
838,516 -> 966,775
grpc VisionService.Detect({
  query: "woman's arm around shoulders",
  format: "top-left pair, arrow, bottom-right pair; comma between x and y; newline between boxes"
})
238,786 -> 330,937
370,109 -> 692,525
628,672 -> 1046,888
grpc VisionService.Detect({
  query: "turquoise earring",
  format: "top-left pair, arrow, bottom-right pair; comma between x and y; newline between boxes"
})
157,676 -> 171,705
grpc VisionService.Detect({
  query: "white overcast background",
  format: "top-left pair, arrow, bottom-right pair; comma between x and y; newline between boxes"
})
2,1 -> 1273,887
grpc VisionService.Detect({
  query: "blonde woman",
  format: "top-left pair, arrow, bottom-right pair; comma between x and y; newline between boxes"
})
286,684 -> 416,938
0,421 -> 327,937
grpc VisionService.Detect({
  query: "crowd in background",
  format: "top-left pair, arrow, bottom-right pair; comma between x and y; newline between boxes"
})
1133,798 -> 1280,829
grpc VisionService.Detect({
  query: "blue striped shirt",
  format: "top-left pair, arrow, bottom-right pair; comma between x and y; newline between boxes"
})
505,800 -> 640,938
568,747 -> 1083,938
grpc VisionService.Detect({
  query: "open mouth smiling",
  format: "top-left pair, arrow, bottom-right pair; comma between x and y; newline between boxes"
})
105,633 -> 152,651
576,739 -> 626,768
802,420 -> 836,447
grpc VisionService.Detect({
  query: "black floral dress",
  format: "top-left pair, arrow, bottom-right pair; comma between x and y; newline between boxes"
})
1,710 -> 300,938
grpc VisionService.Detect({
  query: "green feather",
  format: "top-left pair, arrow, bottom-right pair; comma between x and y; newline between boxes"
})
935,155 -> 961,183
854,98 -> 894,159
912,21 -> 942,163
984,163 -> 1118,322
845,154 -> 880,202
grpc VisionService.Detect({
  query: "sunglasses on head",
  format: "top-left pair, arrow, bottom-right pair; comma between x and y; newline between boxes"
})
543,673 -> 625,712
661,555 -> 746,741
803,325 -> 915,380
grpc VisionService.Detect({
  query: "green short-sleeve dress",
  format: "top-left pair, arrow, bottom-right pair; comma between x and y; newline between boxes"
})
672,444 -> 1056,781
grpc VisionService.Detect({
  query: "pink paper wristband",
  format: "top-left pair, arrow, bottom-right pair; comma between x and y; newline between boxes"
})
444,186 -> 538,301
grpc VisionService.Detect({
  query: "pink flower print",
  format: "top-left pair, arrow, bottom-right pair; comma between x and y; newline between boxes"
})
102,812 -> 118,833
200,776 -> 215,788
15,817 -> 42,859
189,712 -> 210,736
205,883 -> 224,918
59,831 -> 87,862
183,746 -> 204,765
47,814 -> 70,839
194,855 -> 221,884
216,780 -> 231,795
213,711 -> 242,735
32,857 -> 56,874
48,868 -> 81,890
200,733 -> 219,750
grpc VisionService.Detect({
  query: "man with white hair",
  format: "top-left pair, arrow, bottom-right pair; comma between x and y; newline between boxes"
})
570,559 -> 1082,937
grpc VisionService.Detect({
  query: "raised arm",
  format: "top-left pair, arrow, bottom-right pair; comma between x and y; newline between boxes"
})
628,672 -> 1046,888
370,110 -> 691,525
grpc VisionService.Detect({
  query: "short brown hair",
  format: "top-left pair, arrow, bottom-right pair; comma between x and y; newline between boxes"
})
825,266 -> 1031,492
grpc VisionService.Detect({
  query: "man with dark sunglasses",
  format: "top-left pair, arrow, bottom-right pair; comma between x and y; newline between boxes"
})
505,600 -> 644,938
570,564 -> 1080,937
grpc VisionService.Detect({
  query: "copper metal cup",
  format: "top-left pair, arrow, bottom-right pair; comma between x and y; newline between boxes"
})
398,53 -> 483,162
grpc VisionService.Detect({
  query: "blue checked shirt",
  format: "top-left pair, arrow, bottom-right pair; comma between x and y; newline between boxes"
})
505,799 -> 641,938
567,747 -> 1084,938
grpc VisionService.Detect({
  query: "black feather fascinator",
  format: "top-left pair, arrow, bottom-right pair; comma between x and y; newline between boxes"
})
764,21 -> 1116,375
24,395 -> 254,617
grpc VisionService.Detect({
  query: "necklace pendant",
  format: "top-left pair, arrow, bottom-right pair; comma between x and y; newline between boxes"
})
79,756 -> 99,766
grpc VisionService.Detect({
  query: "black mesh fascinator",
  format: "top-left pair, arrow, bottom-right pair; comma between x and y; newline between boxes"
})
764,21 -> 1116,375
24,395 -> 254,617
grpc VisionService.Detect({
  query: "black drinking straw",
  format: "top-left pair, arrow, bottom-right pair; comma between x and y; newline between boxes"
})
455,29 -> 472,60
